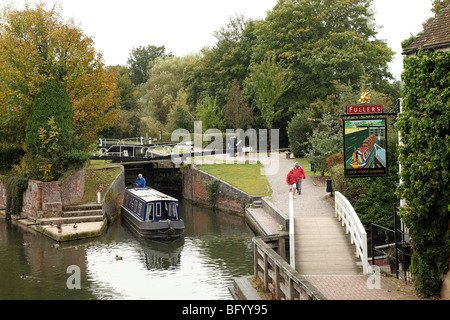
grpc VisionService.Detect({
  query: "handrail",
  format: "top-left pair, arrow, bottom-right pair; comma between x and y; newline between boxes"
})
334,191 -> 371,274
253,235 -> 326,300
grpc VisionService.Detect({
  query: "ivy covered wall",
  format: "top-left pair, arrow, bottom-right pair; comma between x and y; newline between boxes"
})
397,49 -> 450,297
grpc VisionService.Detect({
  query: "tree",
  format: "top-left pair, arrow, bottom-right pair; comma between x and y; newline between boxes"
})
224,79 -> 252,129
127,45 -> 170,86
195,95 -> 225,132
287,110 -> 315,157
165,90 -> 194,133
252,0 -> 394,111
244,54 -> 292,139
0,3 -> 119,148
25,78 -> 73,154
183,16 -> 258,109
138,55 -> 197,124
305,113 -> 342,176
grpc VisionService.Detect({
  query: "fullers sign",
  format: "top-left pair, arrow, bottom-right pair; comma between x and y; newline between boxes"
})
347,104 -> 383,115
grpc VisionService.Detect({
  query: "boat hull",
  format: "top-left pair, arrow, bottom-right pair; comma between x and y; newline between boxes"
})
121,206 -> 184,239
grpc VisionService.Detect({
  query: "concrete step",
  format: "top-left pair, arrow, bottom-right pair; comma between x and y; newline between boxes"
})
38,215 -> 104,225
253,201 -> 263,208
62,209 -> 103,217
62,203 -> 102,212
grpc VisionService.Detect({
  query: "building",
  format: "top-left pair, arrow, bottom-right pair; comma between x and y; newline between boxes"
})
402,5 -> 450,55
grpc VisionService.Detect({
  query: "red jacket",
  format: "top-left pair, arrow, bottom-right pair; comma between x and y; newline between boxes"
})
286,171 -> 296,185
294,166 -> 306,181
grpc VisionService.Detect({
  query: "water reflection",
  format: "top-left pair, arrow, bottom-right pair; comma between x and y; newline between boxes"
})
0,200 -> 254,300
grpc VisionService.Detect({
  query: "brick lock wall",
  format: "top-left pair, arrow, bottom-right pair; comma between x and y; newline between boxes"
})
20,167 -> 86,218
182,165 -> 252,214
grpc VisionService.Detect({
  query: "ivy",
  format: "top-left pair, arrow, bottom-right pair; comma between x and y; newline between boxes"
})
204,179 -> 220,209
5,174 -> 29,217
396,49 -> 450,297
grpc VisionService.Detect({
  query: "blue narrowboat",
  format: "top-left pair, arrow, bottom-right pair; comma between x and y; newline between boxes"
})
121,187 -> 184,239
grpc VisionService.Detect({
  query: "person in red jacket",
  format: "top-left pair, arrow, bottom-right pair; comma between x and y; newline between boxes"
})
286,167 -> 297,197
293,162 -> 306,195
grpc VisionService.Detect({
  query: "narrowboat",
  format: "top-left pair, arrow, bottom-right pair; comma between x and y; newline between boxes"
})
121,187 -> 184,239
350,135 -> 377,169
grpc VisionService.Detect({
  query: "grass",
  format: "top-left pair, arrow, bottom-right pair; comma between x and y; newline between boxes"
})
86,159 -> 118,169
294,157 -> 330,177
197,162 -> 272,196
80,160 -> 122,203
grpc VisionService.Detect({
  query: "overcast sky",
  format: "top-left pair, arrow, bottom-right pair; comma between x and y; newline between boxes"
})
3,0 -> 434,80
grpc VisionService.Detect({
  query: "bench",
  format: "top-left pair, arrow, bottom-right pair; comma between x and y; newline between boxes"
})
285,151 -> 292,159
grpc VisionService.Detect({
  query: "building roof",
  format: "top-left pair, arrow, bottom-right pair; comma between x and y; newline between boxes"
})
402,5 -> 450,55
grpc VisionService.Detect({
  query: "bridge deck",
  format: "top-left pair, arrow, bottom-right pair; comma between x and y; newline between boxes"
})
261,153 -> 362,275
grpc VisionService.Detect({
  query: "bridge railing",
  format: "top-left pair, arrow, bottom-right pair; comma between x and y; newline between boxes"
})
253,235 -> 326,300
334,191 -> 371,274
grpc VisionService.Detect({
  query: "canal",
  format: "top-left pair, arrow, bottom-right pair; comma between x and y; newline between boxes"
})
0,200 -> 255,300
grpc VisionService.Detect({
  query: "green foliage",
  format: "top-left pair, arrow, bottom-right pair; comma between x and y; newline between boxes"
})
204,179 -> 220,209
224,79 -> 253,129
25,78 -> 73,154
244,53 -> 293,130
396,49 -> 450,297
127,45 -> 170,86
195,95 -> 225,131
287,110 -> 315,157
305,113 -> 342,176
16,78 -> 89,182
5,174 -> 29,217
0,146 -> 23,171
252,0 -> 394,111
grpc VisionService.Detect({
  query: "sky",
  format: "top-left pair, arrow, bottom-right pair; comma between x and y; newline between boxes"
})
2,0 -> 435,81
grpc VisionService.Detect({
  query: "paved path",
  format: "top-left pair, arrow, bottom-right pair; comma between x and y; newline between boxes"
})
197,149 -> 420,299
261,153 -> 360,275
261,153 -> 420,300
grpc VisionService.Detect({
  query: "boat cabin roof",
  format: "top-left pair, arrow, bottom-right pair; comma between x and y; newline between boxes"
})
126,187 -> 178,203
359,147 -> 368,153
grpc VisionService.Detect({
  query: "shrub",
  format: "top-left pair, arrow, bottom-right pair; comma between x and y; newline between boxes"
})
5,174 -> 29,217
25,78 -> 74,154
287,110 -> 314,157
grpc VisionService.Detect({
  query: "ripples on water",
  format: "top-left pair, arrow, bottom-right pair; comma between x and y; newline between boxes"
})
0,200 -> 254,300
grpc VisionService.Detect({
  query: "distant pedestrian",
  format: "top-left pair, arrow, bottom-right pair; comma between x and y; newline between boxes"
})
228,136 -> 235,157
286,167 -> 297,197
134,174 -> 146,188
293,162 -> 306,195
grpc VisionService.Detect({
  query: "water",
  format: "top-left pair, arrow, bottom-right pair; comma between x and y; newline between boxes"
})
0,200 -> 255,300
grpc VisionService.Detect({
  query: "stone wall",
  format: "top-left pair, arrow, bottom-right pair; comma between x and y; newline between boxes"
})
182,165 -> 254,214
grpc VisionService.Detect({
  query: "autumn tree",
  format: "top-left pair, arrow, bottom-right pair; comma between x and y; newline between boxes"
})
0,3 -> 119,150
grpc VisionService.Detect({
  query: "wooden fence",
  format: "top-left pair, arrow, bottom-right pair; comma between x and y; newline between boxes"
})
253,234 -> 326,300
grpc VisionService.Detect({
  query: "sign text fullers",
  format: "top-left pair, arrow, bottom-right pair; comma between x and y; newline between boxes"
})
346,104 -> 383,115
